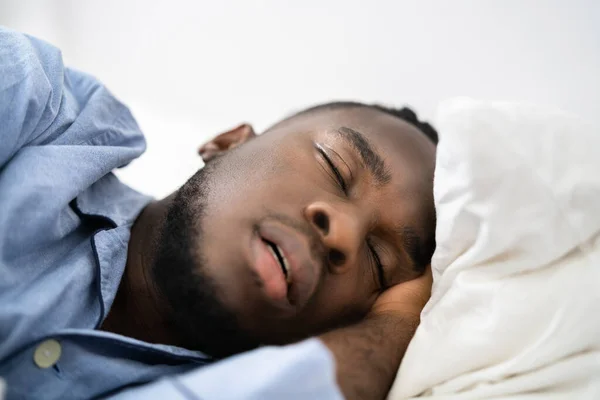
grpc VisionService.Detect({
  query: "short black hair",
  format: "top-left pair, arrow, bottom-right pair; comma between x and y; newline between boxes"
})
297,101 -> 439,145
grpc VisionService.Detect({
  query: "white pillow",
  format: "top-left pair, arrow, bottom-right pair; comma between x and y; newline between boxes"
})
388,98 -> 600,399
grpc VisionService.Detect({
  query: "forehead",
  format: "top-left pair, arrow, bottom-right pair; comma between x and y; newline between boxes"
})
271,106 -> 436,178
269,105 -> 436,236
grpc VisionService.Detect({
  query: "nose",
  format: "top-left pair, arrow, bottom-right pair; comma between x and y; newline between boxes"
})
304,201 -> 368,271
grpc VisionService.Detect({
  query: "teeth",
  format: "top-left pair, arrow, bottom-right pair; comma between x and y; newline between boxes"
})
279,248 -> 291,284
266,242 -> 292,284
266,245 -> 280,269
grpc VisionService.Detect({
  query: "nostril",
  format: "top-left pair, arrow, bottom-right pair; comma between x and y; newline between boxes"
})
313,211 -> 329,234
328,249 -> 346,266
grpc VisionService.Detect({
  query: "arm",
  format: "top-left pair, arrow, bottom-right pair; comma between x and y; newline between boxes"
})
0,27 -> 63,168
0,27 -> 144,170
111,269 -> 431,400
321,314 -> 420,400
109,338 -> 343,400
321,267 -> 432,400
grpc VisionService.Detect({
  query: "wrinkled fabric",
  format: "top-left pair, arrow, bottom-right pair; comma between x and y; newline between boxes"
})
0,27 -> 342,400
389,98 -> 600,399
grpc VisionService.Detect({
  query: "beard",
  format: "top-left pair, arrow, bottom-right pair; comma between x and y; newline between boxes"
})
152,159 -> 259,358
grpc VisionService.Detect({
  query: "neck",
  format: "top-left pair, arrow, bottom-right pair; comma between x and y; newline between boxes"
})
100,194 -> 179,346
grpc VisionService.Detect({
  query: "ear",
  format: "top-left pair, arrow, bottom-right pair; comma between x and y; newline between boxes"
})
198,123 -> 256,163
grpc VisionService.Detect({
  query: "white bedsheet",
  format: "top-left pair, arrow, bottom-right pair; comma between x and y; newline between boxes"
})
388,98 -> 600,399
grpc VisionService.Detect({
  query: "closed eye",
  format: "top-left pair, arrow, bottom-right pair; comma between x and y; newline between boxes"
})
315,143 -> 385,290
315,144 -> 348,194
367,239 -> 387,291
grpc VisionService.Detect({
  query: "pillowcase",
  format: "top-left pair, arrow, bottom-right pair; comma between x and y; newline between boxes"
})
388,98 -> 600,399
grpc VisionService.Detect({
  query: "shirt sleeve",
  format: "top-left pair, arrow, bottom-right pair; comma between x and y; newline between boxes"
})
0,26 -> 145,171
0,26 -> 63,168
108,338 -> 344,400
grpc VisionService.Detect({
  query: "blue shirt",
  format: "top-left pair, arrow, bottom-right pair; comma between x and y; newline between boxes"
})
0,27 -> 343,400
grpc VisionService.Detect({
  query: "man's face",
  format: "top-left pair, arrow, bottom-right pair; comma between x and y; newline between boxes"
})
155,106 -> 436,356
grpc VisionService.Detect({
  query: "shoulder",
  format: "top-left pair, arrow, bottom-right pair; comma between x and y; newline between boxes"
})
0,26 -> 64,92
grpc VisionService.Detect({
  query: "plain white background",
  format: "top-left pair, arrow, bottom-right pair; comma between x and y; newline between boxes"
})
1,0 -> 599,198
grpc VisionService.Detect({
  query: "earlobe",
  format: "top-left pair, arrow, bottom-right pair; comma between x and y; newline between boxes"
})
198,123 -> 256,162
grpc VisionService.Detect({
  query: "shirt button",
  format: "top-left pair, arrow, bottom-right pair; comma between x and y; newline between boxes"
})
33,339 -> 62,368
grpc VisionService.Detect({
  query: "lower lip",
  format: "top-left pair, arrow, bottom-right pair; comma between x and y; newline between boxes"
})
250,234 -> 289,306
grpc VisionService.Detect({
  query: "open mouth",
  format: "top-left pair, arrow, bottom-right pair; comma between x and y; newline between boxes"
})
263,239 -> 292,284
251,219 -> 321,312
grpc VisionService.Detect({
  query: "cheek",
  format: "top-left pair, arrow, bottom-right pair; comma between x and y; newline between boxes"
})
239,270 -> 379,345
211,145 -> 316,209
196,223 -> 263,314
297,271 -> 378,331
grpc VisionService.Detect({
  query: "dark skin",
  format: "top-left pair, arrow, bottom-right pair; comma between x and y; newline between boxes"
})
103,106 -> 436,399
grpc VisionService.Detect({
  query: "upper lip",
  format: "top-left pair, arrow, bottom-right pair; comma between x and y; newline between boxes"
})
258,220 -> 322,312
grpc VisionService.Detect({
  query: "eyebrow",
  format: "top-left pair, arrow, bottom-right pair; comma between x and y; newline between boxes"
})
334,127 -> 392,186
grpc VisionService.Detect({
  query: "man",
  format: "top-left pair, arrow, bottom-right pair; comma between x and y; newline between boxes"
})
0,27 -> 436,400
